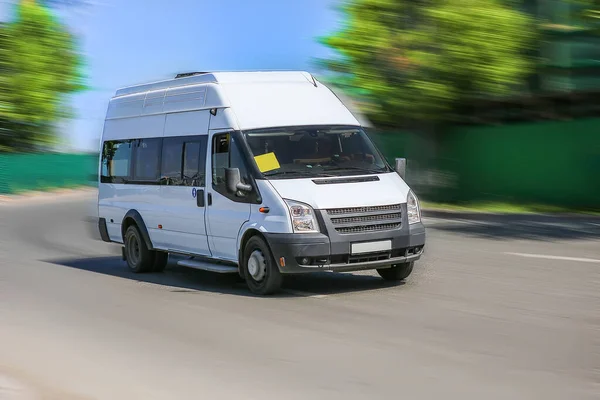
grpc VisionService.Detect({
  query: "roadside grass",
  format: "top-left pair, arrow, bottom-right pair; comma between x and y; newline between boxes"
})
421,201 -> 600,216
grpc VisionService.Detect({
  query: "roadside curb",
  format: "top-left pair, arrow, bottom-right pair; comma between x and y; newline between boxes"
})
422,209 -> 600,223
0,187 -> 97,206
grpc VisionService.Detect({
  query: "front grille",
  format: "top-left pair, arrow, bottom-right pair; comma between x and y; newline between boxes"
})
326,204 -> 401,216
326,204 -> 402,234
331,213 -> 401,225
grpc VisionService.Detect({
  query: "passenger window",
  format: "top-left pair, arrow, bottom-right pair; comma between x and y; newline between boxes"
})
160,136 -> 207,186
133,138 -> 162,182
101,140 -> 133,183
161,138 -> 184,185
211,133 -> 253,201
183,142 -> 202,186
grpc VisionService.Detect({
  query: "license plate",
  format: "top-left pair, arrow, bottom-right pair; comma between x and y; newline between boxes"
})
351,240 -> 391,255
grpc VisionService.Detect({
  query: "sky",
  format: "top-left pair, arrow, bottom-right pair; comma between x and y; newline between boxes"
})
1,0 -> 341,152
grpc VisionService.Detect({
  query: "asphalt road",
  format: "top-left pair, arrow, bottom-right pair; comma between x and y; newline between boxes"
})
1,191 -> 599,399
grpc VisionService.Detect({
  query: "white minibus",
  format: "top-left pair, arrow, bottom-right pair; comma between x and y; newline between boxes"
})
97,71 -> 425,295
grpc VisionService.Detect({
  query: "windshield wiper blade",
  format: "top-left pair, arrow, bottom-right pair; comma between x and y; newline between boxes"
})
322,166 -> 384,174
264,170 -> 333,177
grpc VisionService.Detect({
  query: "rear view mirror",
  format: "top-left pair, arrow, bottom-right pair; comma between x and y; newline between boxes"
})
395,158 -> 406,180
225,168 -> 252,195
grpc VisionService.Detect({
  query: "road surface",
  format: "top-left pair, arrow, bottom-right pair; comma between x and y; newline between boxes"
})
0,191 -> 598,399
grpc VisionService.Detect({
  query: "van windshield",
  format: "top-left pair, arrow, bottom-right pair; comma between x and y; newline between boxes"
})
243,126 -> 391,179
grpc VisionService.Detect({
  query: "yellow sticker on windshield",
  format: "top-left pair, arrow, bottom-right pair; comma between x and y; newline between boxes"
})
254,152 -> 281,173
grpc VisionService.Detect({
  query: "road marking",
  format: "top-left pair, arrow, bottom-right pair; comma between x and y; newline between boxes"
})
281,289 -> 328,298
504,252 -> 600,264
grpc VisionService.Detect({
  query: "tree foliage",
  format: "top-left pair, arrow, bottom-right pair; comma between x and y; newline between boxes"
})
0,0 -> 86,152
318,0 -> 537,128
572,0 -> 600,21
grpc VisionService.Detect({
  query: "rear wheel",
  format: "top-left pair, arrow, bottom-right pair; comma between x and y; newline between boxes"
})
377,262 -> 414,281
242,236 -> 282,295
124,225 -> 154,273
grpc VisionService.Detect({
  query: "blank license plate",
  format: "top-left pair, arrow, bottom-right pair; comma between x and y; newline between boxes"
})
351,240 -> 392,255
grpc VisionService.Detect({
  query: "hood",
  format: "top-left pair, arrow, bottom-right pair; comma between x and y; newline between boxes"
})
266,172 -> 411,210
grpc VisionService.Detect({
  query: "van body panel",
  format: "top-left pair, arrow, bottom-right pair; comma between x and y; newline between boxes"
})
208,108 -> 239,131
236,180 -> 294,252
99,184 -> 162,244
142,89 -> 166,115
204,130 -> 251,262
221,82 -> 359,131
267,172 -> 411,210
103,115 -> 166,140
163,111 -> 210,137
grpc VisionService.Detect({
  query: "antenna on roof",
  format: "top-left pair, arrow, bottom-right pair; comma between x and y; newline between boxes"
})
175,72 -> 209,79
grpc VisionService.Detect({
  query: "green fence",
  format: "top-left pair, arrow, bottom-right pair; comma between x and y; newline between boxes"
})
0,153 -> 98,194
370,118 -> 600,210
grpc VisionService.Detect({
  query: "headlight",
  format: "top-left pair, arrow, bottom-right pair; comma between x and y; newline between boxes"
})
407,190 -> 421,224
284,199 -> 319,233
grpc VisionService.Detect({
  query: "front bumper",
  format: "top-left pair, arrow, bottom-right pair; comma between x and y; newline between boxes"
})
264,221 -> 426,274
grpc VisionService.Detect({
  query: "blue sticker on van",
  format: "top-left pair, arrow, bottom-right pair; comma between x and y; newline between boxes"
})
192,188 -> 197,198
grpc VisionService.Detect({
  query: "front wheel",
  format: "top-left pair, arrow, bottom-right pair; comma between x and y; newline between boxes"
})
242,236 -> 282,295
377,261 -> 414,281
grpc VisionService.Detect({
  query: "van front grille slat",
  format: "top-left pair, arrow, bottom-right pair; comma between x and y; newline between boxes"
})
335,222 -> 401,235
326,204 -> 401,216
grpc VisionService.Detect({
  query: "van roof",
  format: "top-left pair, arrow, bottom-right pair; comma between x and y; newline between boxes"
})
108,70 -> 362,130
114,71 -> 318,97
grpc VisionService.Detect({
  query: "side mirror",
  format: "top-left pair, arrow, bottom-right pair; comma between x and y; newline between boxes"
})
225,168 -> 252,195
394,158 -> 407,180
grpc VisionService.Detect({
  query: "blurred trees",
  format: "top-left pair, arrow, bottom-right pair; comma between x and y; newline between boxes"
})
0,0 -> 86,152
572,0 -> 600,22
318,0 -> 537,128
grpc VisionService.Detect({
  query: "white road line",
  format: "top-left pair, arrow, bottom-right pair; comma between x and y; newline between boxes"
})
281,289 -> 328,299
504,252 -> 600,264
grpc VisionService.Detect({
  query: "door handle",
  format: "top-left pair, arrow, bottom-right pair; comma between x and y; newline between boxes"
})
207,192 -> 212,206
197,189 -> 205,207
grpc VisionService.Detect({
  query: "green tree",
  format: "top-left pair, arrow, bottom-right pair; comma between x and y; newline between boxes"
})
318,0 -> 537,128
0,0 -> 86,152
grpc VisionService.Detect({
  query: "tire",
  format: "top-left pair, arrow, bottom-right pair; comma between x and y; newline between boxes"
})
152,251 -> 169,272
124,225 -> 154,273
377,261 -> 414,281
242,236 -> 282,295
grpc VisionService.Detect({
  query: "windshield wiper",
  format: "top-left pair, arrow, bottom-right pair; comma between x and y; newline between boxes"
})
322,166 -> 385,174
264,170 -> 333,178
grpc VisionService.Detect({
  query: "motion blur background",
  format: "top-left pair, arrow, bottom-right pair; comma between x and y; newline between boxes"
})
1,0 -> 599,212
1,2 -> 600,399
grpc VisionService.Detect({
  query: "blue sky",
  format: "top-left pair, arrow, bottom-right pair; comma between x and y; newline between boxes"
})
1,0 -> 341,151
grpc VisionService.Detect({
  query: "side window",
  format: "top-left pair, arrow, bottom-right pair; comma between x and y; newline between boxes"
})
160,136 -> 207,186
161,138 -> 184,186
183,141 -> 202,186
133,138 -> 162,182
211,133 -> 253,201
101,140 -> 133,183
